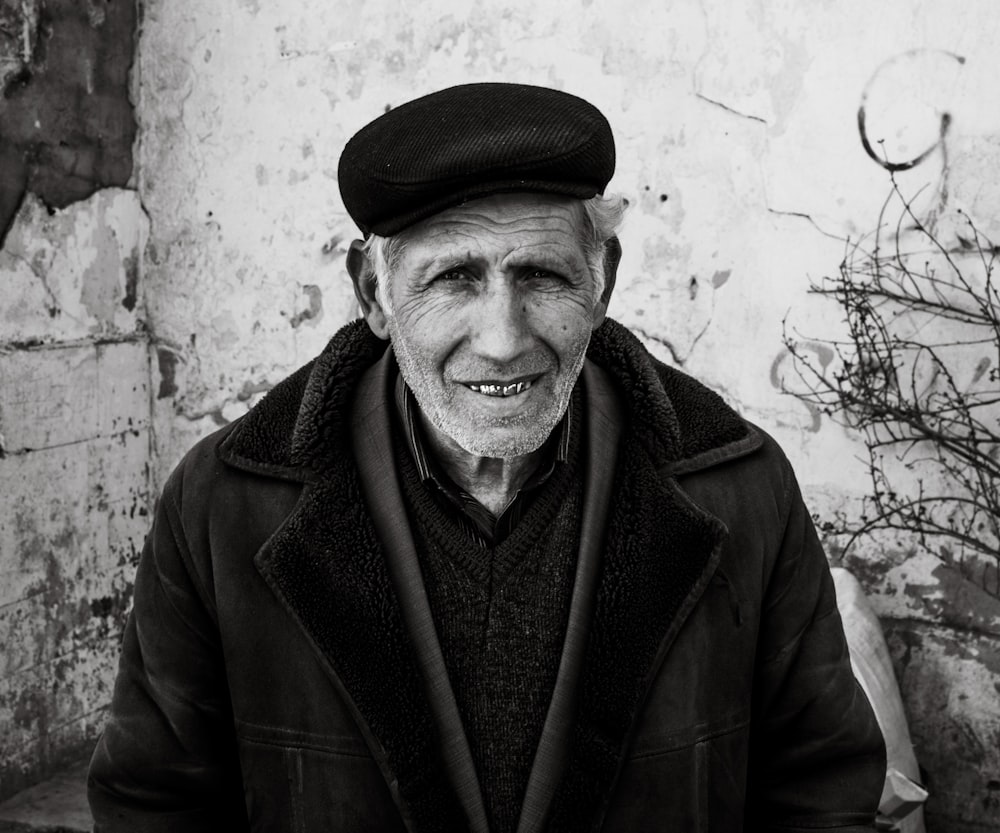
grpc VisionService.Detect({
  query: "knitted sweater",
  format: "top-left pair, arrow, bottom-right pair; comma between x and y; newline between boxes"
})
395,412 -> 583,833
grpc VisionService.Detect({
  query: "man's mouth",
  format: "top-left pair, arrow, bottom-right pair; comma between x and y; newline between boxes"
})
466,380 -> 533,397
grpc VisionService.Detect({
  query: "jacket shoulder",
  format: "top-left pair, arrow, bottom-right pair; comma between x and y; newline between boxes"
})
214,360 -> 317,479
654,362 -> 764,474
588,319 -> 762,472
156,413 -> 305,595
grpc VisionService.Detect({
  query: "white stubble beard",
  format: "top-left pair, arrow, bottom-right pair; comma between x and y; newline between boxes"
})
385,310 -> 590,460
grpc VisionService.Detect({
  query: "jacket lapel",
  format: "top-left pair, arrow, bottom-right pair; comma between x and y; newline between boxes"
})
254,477 -> 468,833
241,322 -> 471,833
351,349 -> 491,833
523,322 -> 748,833
515,361 -> 626,833
541,435 -> 728,832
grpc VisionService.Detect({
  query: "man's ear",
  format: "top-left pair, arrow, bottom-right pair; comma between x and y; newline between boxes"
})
592,235 -> 621,329
347,239 -> 390,339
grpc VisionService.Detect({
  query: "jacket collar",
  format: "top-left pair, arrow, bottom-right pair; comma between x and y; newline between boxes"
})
218,317 -> 761,480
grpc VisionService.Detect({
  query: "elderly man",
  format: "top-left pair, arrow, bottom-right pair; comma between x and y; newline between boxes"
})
88,83 -> 886,832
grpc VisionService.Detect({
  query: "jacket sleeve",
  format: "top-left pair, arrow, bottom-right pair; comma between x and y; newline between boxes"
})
745,457 -> 887,832
87,463 -> 249,832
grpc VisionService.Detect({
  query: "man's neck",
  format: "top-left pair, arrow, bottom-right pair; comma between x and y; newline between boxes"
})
417,412 -> 548,518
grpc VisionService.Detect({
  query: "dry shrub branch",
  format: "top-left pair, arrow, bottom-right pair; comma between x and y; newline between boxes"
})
783,176 -> 1000,599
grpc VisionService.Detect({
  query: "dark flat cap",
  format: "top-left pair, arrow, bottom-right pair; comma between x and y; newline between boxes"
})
338,83 -> 615,236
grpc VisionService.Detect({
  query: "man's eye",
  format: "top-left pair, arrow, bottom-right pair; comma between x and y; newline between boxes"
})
526,269 -> 564,284
434,269 -> 469,283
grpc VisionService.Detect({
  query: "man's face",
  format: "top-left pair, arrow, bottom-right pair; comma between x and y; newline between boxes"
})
374,193 -> 610,460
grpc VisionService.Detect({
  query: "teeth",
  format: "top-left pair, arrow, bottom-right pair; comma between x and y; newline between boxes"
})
469,381 -> 532,397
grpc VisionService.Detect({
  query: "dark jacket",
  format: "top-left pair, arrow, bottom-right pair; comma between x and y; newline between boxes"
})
88,318 -> 886,833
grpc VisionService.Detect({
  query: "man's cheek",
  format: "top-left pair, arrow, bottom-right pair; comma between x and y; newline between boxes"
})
529,292 -> 598,325
396,298 -> 465,334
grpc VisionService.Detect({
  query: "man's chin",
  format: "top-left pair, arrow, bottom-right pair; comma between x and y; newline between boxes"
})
445,421 -> 555,460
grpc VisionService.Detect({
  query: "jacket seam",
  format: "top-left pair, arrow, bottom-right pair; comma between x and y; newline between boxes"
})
757,604 -> 839,668
238,735 -> 371,758
758,454 -> 803,611
763,818 -> 878,831
235,719 -> 369,755
776,453 -> 797,542
755,455 -> 821,667
163,487 -> 220,625
628,718 -> 750,759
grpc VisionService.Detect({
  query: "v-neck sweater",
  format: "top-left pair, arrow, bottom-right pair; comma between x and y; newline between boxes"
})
394,407 -> 583,833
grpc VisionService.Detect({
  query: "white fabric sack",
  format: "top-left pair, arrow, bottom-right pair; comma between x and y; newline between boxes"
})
832,567 -> 927,833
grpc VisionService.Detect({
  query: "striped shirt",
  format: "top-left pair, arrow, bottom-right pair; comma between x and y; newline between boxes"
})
393,373 -> 573,547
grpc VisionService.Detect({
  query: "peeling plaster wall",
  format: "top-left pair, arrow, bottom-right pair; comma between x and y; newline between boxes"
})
0,0 -> 144,799
138,2 -> 1000,829
0,193 -> 150,799
0,188 -> 150,800
0,0 -> 137,243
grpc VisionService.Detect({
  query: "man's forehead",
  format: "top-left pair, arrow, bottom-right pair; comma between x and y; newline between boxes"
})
397,194 -> 590,259
405,194 -> 586,238
338,83 -> 614,238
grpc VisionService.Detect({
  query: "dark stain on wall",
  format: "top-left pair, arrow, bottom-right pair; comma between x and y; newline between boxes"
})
0,0 -> 137,246
122,252 -> 138,310
156,347 -> 178,399
289,284 -> 323,328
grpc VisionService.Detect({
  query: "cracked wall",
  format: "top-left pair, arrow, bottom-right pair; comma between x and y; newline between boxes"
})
0,189 -> 150,800
0,0 -> 144,799
139,2 -> 1000,830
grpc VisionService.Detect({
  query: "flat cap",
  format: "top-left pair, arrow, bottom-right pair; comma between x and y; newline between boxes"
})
338,83 -> 615,236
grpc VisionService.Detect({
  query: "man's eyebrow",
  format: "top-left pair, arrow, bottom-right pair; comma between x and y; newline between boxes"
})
501,246 -> 584,271
410,249 -> 479,275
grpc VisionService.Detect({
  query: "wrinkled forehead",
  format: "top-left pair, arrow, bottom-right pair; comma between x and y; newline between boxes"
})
408,193 -> 586,235
394,194 -> 590,264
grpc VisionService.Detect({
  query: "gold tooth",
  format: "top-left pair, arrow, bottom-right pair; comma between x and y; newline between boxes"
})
469,381 -> 531,395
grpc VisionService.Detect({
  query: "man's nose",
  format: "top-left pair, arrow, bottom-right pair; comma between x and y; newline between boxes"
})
468,281 -> 533,364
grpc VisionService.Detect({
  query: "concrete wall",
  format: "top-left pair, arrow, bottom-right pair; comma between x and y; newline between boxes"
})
0,188 -> 149,797
2,0 -> 998,829
0,0 -> 146,800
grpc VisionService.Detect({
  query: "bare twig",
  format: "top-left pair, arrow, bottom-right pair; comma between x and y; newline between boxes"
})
782,175 -> 1000,597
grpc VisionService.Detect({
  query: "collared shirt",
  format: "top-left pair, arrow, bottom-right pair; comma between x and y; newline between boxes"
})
393,373 -> 572,547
